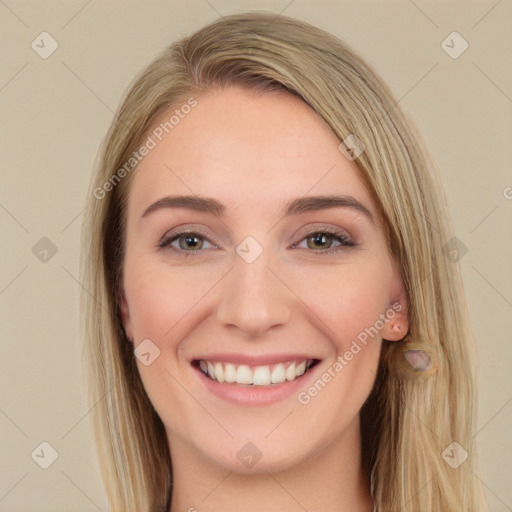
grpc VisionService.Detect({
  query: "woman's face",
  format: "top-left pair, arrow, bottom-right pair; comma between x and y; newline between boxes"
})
120,86 -> 408,473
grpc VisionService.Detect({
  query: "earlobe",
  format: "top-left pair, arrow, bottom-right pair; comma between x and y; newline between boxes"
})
119,287 -> 134,343
381,305 -> 409,342
381,265 -> 410,342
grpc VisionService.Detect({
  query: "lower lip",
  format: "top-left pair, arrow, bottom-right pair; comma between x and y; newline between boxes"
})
194,363 -> 321,406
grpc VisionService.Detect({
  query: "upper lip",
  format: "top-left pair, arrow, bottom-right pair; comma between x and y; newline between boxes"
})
190,352 -> 321,366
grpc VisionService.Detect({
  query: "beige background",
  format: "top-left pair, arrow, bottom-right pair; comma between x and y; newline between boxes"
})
1,1 -> 511,510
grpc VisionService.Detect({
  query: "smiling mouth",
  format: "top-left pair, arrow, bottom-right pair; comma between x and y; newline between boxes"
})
192,359 -> 320,386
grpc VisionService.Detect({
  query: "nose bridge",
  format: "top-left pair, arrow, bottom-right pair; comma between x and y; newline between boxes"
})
215,246 -> 291,336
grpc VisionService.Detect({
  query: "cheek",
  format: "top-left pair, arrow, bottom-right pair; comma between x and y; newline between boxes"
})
122,259 -> 218,424
290,261 -> 392,423
296,258 -> 393,349
123,257 -> 218,341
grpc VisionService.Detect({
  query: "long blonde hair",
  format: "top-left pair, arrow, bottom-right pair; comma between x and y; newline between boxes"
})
80,12 -> 488,511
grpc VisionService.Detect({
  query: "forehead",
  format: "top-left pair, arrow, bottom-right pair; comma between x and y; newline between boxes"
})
128,86 -> 373,217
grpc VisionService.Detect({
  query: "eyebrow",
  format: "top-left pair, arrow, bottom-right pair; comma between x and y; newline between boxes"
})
140,194 -> 376,223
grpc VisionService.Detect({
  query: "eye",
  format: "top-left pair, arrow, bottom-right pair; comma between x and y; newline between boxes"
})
158,226 -> 356,257
293,228 -> 355,254
158,230 -> 217,255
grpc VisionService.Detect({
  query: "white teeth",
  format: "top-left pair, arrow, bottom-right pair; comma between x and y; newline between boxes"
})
285,362 -> 296,381
197,359 -> 314,386
253,366 -> 271,386
207,361 -> 215,380
236,365 -> 253,384
271,363 -> 286,384
224,363 -> 237,383
214,362 -> 224,383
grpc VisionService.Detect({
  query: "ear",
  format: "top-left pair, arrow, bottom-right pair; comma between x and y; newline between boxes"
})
380,265 -> 409,342
119,286 -> 134,343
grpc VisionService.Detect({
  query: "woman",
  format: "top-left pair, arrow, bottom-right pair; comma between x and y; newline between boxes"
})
80,12 -> 488,512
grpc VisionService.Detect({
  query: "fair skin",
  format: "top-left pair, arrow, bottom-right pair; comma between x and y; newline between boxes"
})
120,86 -> 409,512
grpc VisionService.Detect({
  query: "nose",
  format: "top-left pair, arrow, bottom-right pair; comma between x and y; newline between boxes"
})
215,250 -> 292,337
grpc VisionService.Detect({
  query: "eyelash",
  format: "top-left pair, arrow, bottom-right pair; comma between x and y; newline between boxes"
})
158,227 -> 356,257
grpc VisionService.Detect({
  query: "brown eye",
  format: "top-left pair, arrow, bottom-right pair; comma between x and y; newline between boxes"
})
177,234 -> 204,251
295,229 -> 355,254
158,230 -> 216,255
306,233 -> 336,250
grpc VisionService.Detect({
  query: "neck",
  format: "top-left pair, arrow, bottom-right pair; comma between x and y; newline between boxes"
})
168,417 -> 374,512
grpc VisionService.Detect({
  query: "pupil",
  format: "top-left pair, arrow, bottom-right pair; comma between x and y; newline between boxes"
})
311,233 -> 330,249
182,235 -> 201,250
